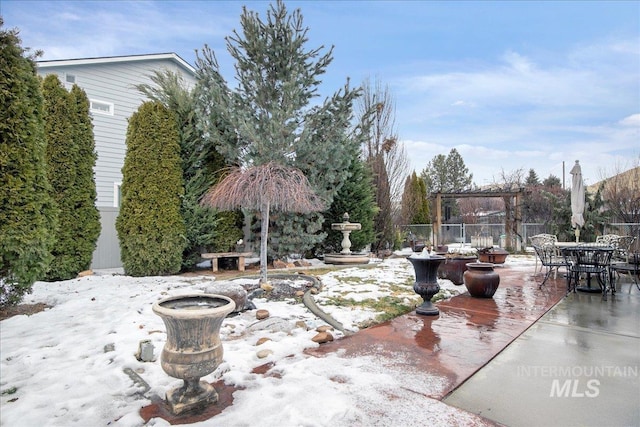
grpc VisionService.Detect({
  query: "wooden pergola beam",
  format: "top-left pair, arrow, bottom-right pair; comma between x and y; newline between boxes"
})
431,188 -> 525,249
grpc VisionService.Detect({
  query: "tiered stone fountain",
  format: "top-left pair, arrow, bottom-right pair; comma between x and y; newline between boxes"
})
324,213 -> 370,265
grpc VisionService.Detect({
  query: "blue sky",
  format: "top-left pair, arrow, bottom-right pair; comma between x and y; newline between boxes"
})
2,0 -> 639,187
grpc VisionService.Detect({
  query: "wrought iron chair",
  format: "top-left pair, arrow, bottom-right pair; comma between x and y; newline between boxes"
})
562,246 -> 614,299
529,234 -> 558,274
533,244 -> 567,289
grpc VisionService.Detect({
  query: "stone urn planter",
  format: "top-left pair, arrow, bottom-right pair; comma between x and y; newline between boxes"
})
477,248 -> 509,264
463,262 -> 500,298
153,294 -> 235,415
437,255 -> 477,285
408,253 -> 446,316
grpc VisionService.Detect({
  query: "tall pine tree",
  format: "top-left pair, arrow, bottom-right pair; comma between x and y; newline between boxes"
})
1,21 -> 57,305
195,1 -> 362,259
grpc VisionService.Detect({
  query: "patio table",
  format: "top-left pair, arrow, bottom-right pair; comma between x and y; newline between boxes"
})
562,245 -> 614,299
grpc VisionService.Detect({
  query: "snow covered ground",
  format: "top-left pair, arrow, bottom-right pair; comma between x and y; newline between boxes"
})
0,252 -> 537,426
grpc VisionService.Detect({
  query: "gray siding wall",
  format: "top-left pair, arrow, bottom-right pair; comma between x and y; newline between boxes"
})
37,57 -> 196,269
91,207 -> 121,269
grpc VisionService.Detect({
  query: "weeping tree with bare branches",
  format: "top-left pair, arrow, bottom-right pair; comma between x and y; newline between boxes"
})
202,163 -> 323,283
195,1 -> 362,275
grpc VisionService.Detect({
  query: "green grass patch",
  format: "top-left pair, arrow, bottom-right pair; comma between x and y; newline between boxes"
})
2,386 -> 17,396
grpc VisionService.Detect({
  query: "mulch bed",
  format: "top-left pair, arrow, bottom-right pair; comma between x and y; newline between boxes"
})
0,303 -> 51,321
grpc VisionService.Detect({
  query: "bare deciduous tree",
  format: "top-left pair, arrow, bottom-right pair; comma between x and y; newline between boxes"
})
201,162 -> 324,284
358,77 -> 408,250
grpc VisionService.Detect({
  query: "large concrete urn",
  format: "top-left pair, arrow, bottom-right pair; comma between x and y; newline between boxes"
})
153,294 -> 235,415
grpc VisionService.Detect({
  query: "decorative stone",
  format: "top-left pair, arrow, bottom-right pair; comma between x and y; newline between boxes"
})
312,331 -> 334,343
204,283 -> 248,313
248,317 -> 293,334
273,260 -> 288,269
256,309 -> 270,320
77,269 -> 93,278
295,320 -> 309,330
316,325 -> 334,332
135,339 -> 155,362
295,290 -> 305,297
294,260 -> 312,267
310,288 -> 319,295
256,337 -> 271,346
257,349 -> 274,359
260,282 -> 274,292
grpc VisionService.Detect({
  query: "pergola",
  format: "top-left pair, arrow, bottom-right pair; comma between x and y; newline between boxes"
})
432,188 -> 525,250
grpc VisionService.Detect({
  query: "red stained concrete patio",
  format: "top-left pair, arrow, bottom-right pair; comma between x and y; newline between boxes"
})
141,264 -> 568,424
307,265 -> 567,399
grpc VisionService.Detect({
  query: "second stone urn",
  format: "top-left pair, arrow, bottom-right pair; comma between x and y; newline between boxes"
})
153,294 -> 235,415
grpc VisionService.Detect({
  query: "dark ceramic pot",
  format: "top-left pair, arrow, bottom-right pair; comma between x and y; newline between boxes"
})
463,262 -> 500,298
408,255 -> 446,316
437,256 -> 477,285
478,248 -> 509,264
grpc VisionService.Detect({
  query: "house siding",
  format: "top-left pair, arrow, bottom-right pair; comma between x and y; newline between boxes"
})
37,54 -> 196,269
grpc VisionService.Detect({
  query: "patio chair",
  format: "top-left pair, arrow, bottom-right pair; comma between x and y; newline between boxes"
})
529,234 -> 558,274
595,234 -> 620,247
533,244 -> 567,289
614,236 -> 636,263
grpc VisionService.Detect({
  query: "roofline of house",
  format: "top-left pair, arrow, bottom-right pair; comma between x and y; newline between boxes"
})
37,52 -> 196,76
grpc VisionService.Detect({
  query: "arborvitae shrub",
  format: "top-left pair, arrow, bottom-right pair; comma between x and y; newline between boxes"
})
0,21 -> 57,305
69,85 -> 101,273
42,74 -> 84,281
116,101 -> 186,276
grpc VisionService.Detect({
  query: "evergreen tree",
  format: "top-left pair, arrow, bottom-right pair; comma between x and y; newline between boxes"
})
0,21 -> 57,305
543,174 -> 562,188
525,168 -> 540,186
420,148 -> 473,221
69,85 -> 101,273
42,75 -> 100,280
116,101 -> 186,276
321,153 -> 377,254
195,1 -> 361,260
400,172 -> 430,225
136,70 -> 242,270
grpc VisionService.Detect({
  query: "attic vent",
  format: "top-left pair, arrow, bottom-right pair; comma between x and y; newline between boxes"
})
90,99 -> 114,116
65,73 -> 76,84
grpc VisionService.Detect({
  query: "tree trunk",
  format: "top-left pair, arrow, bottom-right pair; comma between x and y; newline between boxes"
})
260,201 -> 270,285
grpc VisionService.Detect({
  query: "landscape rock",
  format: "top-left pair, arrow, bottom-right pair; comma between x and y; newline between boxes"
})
204,282 -> 247,313
248,317 -> 294,334
256,337 -> 271,346
312,331 -> 334,344
256,349 -> 274,359
256,309 -> 270,320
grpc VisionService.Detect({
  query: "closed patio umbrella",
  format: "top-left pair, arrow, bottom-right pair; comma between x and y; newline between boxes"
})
570,160 -> 585,242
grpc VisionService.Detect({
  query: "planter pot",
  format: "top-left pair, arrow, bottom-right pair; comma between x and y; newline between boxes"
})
478,248 -> 509,264
437,256 -> 477,285
463,262 -> 500,298
153,294 -> 235,415
408,255 -> 446,316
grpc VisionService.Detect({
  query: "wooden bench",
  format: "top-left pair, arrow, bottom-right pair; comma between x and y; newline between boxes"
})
201,252 -> 253,273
